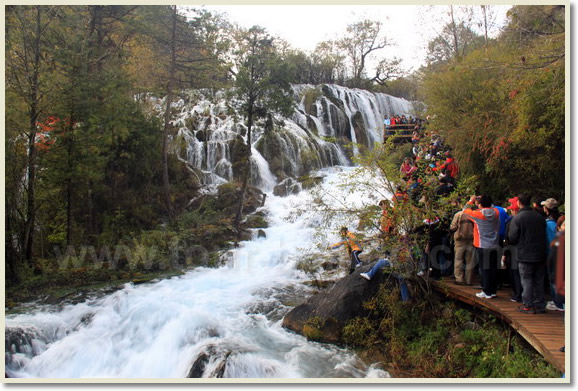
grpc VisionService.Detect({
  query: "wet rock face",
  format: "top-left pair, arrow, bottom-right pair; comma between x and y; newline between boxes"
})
282,261 -> 398,344
187,345 -> 232,378
352,111 -> 369,148
5,326 -> 49,373
169,85 -> 415,189
273,177 -> 302,197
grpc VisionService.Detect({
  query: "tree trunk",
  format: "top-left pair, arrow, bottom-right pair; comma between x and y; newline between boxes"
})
6,214 -> 20,283
233,104 -> 254,232
482,5 -> 489,49
450,6 -> 460,60
24,8 -> 42,264
66,118 -> 74,246
162,5 -> 177,220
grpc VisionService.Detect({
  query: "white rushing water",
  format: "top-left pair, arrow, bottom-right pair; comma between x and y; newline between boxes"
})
5,167 -> 389,379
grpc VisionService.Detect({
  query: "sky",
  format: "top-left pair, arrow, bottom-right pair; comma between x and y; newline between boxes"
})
199,4 -> 511,73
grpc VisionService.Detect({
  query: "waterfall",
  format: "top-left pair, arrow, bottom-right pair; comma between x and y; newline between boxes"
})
155,85 -> 416,191
5,167 -> 391,379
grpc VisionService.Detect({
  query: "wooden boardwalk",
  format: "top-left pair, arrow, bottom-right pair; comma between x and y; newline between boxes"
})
431,277 -> 567,374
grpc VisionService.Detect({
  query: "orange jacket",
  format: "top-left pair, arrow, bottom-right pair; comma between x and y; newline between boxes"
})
463,205 -> 500,248
330,231 -> 362,253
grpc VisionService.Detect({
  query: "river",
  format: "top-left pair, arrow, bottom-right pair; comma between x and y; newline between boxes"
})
5,166 -> 389,379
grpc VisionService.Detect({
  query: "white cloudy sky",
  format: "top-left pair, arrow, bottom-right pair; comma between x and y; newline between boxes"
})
198,4 -> 511,72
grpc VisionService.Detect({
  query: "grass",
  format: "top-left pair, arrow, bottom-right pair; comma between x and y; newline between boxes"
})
342,282 -> 561,378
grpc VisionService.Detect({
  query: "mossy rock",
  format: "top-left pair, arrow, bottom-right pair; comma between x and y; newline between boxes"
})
229,136 -> 250,179
303,87 -> 322,116
303,323 -> 324,341
299,175 -> 324,190
282,260 -> 400,344
217,182 -> 241,211
245,214 -> 268,229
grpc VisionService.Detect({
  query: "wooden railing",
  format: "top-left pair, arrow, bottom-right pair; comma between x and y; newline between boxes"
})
383,124 -> 418,142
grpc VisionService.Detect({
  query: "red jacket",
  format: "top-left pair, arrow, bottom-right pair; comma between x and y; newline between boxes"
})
434,158 -> 459,178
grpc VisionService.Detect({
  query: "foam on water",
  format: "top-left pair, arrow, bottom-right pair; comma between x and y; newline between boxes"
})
5,167 -> 390,379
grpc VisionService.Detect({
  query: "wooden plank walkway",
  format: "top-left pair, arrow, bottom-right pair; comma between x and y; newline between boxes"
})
431,277 -> 567,374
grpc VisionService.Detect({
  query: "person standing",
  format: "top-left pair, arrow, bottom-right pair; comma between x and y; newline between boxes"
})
507,194 -> 548,314
541,198 -> 563,311
450,209 -> 475,285
384,115 -> 391,130
551,218 -> 565,352
502,197 -> 523,302
328,227 -> 364,274
462,195 -> 500,299
493,201 -> 510,289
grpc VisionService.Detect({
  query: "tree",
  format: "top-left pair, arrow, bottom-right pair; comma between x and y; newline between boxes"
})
423,5 -> 565,202
5,6 -> 58,265
371,57 -> 403,87
500,5 -> 565,69
310,40 -> 346,85
160,5 -> 178,220
232,26 -> 294,230
134,6 -> 232,220
426,22 -> 485,67
378,71 -> 424,102
338,19 -> 389,85
425,5 -> 485,67
501,5 -> 565,45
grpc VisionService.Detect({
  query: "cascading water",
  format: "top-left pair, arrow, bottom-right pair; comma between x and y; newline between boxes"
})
157,85 -> 416,189
6,84 -> 412,378
5,167 -> 391,379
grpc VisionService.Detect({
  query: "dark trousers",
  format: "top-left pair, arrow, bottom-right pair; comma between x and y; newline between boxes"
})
428,245 -> 450,280
518,261 -> 547,310
508,257 -> 523,300
476,247 -> 498,295
348,250 -> 362,274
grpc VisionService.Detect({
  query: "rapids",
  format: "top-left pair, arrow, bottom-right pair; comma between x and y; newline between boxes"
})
5,167 -> 390,379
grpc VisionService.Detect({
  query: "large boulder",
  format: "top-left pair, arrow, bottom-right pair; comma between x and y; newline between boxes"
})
282,261 -> 399,344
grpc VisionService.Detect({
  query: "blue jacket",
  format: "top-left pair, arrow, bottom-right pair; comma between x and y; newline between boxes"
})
545,218 -> 557,255
493,205 -> 509,242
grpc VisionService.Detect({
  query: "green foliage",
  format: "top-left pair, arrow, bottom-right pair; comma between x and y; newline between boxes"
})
423,14 -> 565,202
342,317 -> 375,347
344,285 -> 560,378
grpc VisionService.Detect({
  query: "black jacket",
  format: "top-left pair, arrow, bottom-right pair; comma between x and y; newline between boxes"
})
507,207 -> 547,262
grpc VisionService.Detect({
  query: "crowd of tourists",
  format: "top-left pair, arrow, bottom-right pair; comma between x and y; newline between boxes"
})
383,114 -> 424,129
328,128 -> 566,351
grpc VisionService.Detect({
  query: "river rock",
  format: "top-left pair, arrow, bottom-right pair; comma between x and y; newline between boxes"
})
320,260 -> 339,271
188,346 -> 231,378
282,261 -> 398,344
273,177 -> 301,197
243,186 -> 265,215
299,175 -> 324,190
